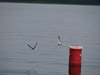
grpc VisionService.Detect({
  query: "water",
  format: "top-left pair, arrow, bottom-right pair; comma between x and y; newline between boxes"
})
0,2 -> 100,75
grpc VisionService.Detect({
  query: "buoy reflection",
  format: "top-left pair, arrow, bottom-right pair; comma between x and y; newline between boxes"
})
69,66 -> 81,75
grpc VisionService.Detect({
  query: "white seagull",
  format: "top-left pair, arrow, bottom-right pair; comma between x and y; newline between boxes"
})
27,42 -> 38,50
58,36 -> 62,46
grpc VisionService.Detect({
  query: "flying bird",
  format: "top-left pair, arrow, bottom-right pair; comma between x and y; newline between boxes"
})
58,36 -> 62,46
27,42 -> 38,50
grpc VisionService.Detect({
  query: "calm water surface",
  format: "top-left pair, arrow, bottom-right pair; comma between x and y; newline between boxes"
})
0,2 -> 100,75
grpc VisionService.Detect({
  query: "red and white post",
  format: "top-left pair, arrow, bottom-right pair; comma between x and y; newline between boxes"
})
69,45 -> 83,67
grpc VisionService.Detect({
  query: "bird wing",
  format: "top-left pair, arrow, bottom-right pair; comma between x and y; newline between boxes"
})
58,36 -> 62,44
33,42 -> 38,50
27,44 -> 33,49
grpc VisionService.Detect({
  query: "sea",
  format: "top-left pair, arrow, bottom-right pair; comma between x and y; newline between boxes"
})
0,2 -> 100,75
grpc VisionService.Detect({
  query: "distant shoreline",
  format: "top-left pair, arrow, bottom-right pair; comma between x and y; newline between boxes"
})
0,1 -> 100,6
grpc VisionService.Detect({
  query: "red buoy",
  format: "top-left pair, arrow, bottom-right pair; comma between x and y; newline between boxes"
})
69,45 -> 83,67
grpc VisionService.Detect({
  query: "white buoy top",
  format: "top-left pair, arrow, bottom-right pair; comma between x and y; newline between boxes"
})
69,45 -> 83,49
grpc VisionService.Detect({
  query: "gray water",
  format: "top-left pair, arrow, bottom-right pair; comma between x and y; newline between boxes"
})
0,2 -> 100,75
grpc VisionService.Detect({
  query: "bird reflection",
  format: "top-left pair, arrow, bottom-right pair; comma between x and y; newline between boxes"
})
27,69 -> 37,75
27,71 -> 30,75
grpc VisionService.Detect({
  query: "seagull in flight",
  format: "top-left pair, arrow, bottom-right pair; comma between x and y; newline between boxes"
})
27,42 -> 38,50
58,36 -> 62,46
